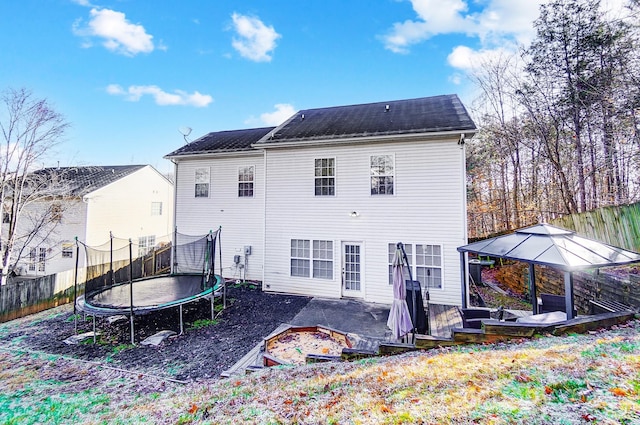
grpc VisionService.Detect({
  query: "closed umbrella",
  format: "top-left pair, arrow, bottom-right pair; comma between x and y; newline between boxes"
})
387,246 -> 414,340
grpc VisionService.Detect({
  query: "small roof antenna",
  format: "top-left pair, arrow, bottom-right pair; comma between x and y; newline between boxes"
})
178,126 -> 192,144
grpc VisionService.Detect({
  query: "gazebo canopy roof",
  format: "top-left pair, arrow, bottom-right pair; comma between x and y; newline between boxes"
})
458,224 -> 640,271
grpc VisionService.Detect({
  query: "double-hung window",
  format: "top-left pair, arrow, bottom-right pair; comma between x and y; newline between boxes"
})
370,155 -> 394,195
415,244 -> 442,289
38,248 -> 46,272
314,158 -> 335,196
291,239 -> 333,279
388,243 -> 442,289
195,167 -> 210,198
238,166 -> 254,197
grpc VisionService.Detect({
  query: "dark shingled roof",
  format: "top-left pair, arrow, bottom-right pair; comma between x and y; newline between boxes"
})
255,94 -> 476,146
165,127 -> 275,158
31,165 -> 147,196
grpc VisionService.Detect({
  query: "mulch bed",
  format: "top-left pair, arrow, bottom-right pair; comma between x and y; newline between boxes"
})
0,283 -> 311,382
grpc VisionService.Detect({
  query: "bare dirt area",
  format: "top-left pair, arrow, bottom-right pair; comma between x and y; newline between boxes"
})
0,282 -> 311,382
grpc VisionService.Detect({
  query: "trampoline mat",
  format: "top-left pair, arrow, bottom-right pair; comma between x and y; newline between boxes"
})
87,274 -> 208,309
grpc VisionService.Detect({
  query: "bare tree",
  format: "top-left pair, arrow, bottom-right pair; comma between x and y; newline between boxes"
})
0,88 -> 70,284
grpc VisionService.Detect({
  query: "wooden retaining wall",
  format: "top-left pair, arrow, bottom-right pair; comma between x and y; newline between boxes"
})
494,263 -> 640,314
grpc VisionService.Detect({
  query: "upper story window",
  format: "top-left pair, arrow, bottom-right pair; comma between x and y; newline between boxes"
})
314,158 -> 335,196
51,203 -> 63,222
238,166 -> 254,197
195,167 -> 210,198
62,242 -> 74,258
370,155 -> 394,195
151,202 -> 163,216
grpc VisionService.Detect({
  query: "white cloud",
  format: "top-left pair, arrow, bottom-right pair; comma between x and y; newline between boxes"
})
260,104 -> 296,125
71,0 -> 93,6
447,45 -> 514,71
381,0 -> 546,54
106,84 -> 213,107
73,8 -> 154,56
230,13 -> 281,62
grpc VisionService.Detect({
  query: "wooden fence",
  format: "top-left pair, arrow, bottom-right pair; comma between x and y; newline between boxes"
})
0,244 -> 172,323
551,201 -> 640,252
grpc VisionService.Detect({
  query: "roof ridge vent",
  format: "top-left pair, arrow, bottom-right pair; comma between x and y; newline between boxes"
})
385,104 -> 390,112
301,113 -> 305,120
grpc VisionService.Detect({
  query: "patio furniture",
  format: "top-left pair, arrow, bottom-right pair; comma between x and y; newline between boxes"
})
459,308 -> 491,329
516,311 -> 566,325
539,293 -> 577,316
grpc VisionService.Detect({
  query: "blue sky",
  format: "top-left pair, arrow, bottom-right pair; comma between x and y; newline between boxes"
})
0,0 -> 623,174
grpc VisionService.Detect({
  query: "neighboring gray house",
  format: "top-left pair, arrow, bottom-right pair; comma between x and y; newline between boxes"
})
165,94 -> 476,306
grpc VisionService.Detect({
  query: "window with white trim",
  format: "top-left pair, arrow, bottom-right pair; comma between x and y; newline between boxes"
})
238,166 -> 254,197
291,239 -> 334,279
38,248 -> 46,272
312,240 -> 333,279
388,243 -> 442,289
314,158 -> 335,196
29,248 -> 36,271
370,155 -> 394,195
388,243 -> 412,285
195,167 -> 210,198
151,202 -> 163,216
415,244 -> 442,289
290,239 -> 310,277
62,242 -> 74,258
138,235 -> 156,257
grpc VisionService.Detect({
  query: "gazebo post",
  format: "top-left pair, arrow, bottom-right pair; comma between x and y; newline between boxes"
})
564,271 -> 575,320
460,252 -> 468,308
528,263 -> 538,315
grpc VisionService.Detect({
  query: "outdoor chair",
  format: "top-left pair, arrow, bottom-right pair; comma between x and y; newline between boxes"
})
459,308 -> 491,329
539,293 -> 577,316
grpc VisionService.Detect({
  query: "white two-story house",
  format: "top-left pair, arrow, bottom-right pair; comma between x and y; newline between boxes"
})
165,95 -> 476,306
15,165 -> 174,276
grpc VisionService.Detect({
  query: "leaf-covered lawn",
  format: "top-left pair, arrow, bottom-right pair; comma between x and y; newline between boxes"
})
2,321 -> 640,424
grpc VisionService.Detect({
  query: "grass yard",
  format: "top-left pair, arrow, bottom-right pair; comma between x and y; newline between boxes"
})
2,319 -> 640,424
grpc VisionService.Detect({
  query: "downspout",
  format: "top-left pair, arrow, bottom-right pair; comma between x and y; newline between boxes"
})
171,159 -> 178,274
261,150 -> 267,290
459,133 -> 469,307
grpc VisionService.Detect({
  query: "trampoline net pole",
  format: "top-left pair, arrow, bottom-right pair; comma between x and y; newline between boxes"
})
129,238 -> 134,345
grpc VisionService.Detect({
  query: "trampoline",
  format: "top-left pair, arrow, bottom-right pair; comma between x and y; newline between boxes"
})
77,273 -> 224,316
73,228 -> 225,343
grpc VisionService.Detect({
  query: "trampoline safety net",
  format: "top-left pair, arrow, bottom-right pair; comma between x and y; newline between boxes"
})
80,228 -> 220,298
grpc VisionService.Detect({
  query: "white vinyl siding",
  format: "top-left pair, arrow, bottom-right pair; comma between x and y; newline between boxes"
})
173,155 -> 264,282
263,138 -> 465,305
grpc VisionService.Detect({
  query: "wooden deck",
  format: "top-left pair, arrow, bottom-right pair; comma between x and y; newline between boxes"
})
428,304 -> 463,338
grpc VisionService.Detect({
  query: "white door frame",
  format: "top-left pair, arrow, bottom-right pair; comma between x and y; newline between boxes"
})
341,241 -> 364,298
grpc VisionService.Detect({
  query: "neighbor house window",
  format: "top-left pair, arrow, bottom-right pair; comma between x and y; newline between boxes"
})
370,155 -> 394,195
62,242 -> 74,258
51,203 -> 62,222
138,235 -> 156,257
29,248 -> 36,271
290,239 -> 310,277
238,166 -> 254,197
151,202 -> 163,216
314,158 -> 335,196
38,248 -> 46,272
415,244 -> 443,289
195,167 -> 210,198
312,240 -> 333,279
